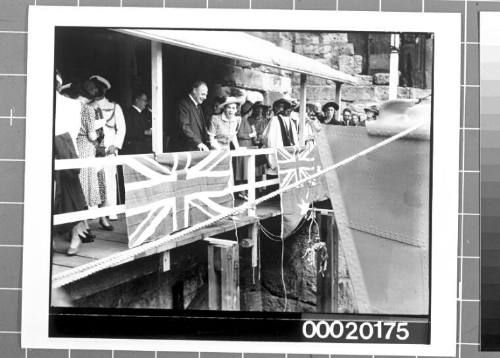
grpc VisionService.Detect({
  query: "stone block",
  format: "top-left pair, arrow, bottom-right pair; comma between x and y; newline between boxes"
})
355,75 -> 373,85
320,33 -> 348,44
397,87 -> 411,99
212,84 -> 247,99
332,42 -> 354,56
409,88 -> 432,100
353,55 -> 363,74
294,43 -> 317,56
294,32 -> 320,46
373,73 -> 390,85
338,55 -> 363,75
223,65 -> 292,93
374,86 -> 389,101
292,85 -> 337,103
341,85 -> 375,102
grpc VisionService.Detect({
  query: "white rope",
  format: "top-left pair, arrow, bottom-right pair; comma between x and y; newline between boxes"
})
52,120 -> 428,288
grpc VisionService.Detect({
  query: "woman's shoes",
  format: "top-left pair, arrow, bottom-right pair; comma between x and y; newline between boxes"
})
79,231 -> 95,243
67,234 -> 82,256
99,217 -> 114,231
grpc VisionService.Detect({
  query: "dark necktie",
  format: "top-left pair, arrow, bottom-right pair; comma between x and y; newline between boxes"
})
287,120 -> 295,146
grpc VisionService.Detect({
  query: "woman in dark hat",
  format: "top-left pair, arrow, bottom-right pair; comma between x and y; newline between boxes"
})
364,105 -> 379,122
321,101 -> 344,125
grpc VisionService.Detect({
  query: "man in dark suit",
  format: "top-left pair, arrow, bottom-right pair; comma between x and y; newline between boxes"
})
123,92 -> 151,154
176,81 -> 210,152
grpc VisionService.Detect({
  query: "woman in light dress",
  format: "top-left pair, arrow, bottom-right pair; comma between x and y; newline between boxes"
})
208,96 -> 242,151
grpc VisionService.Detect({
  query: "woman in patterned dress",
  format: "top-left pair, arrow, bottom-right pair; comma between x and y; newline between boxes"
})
208,96 -> 242,151
76,95 -> 101,211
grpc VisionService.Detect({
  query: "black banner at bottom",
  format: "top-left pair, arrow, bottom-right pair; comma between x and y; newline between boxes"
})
49,309 -> 429,344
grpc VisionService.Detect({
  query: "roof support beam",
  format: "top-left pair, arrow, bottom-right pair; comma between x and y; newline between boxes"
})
151,41 -> 163,154
299,73 -> 307,145
389,33 -> 400,100
335,81 -> 343,123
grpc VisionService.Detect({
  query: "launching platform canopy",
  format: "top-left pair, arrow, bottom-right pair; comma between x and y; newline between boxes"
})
116,29 -> 362,85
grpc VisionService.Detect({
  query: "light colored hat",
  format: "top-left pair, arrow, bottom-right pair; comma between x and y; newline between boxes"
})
60,83 -> 72,91
218,96 -> 244,110
89,75 -> 111,90
55,73 -> 63,86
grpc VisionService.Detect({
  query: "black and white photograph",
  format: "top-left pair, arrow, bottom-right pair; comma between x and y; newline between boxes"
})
21,7 -> 460,356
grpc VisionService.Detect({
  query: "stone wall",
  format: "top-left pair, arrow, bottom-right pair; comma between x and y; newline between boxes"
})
220,31 -> 434,115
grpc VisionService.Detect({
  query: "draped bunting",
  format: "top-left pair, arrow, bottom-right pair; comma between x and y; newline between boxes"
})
123,151 -> 234,248
276,145 -> 329,238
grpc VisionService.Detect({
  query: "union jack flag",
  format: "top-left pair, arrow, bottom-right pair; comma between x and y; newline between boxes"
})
122,151 -> 234,248
277,145 -> 328,237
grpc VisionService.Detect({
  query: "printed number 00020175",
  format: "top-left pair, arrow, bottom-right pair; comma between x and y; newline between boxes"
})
302,320 -> 410,341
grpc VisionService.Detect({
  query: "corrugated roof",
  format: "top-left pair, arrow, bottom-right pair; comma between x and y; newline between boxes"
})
116,29 -> 362,85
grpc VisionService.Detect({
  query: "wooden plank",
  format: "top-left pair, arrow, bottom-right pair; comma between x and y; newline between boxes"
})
233,244 -> 240,310
151,41 -> 163,153
316,213 -> 333,312
52,265 -> 72,276
247,154 -> 256,217
330,216 -> 339,312
250,223 -> 259,268
315,213 -> 340,313
63,254 -> 160,300
207,244 -> 220,310
52,252 -> 94,269
53,200 -> 282,288
160,250 -> 170,272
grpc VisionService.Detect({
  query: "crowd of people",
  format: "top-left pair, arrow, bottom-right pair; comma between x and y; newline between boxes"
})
53,76 -> 380,255
54,72 -> 152,255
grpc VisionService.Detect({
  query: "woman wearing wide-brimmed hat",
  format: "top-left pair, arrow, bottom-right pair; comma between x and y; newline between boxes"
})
208,96 -> 243,150
364,104 -> 379,121
262,96 -> 299,170
87,75 -> 126,229
321,102 -> 345,126
321,101 -> 344,125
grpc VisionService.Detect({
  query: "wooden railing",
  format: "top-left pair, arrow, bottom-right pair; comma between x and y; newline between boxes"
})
53,147 -> 281,225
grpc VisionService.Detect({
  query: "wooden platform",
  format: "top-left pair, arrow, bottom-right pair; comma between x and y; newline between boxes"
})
52,198 -> 281,289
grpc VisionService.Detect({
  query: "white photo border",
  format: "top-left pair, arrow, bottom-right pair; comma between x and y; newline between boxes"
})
21,6 -> 461,356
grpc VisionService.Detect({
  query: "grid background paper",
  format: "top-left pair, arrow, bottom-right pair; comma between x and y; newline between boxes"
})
0,0 -> 484,357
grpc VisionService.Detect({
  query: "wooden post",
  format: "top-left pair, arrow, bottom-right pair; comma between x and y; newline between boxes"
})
334,82 -> 342,123
151,41 -> 163,154
206,238 -> 240,311
159,250 -> 170,272
250,223 -> 260,284
247,153 -> 256,217
299,73 -> 307,145
207,243 -> 220,310
389,33 -> 400,100
316,213 -> 339,312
